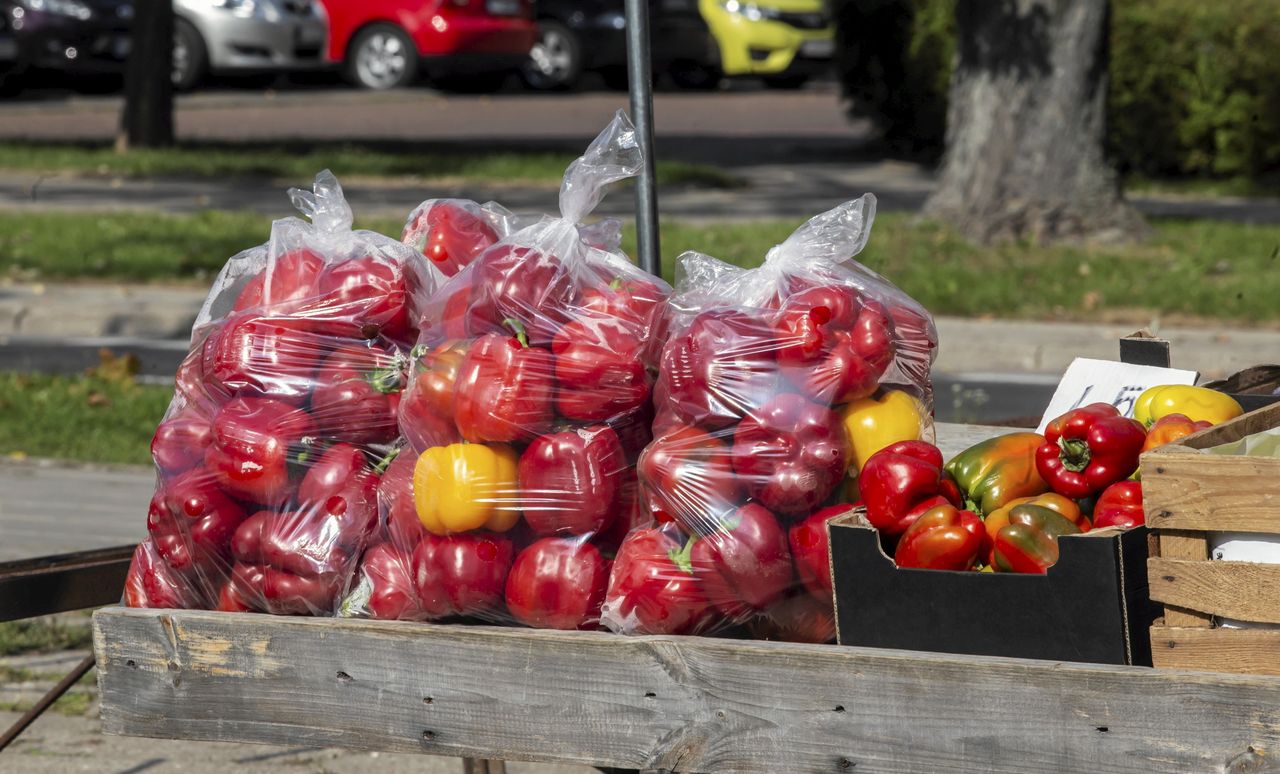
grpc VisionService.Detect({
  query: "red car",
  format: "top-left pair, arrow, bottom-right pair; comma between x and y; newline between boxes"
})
322,0 -> 536,90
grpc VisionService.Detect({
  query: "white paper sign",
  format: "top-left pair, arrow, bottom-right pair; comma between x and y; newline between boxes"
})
1036,358 -> 1198,433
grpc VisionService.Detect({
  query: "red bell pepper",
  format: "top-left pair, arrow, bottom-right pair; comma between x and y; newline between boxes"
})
504,537 -> 610,630
204,396 -> 314,503
637,424 -> 743,527
150,409 -> 213,477
552,317 -> 650,421
788,504 -> 850,602
992,504 -> 1082,574
202,313 -> 323,405
689,503 -> 794,618
731,393 -> 850,517
412,531 -> 515,618
1036,403 -> 1146,499
148,471 -> 248,572
356,542 -> 422,620
658,309 -> 778,429
1093,480 -> 1144,529
749,593 -> 836,644
599,526 -> 710,635
859,440 -> 960,536
518,425 -> 625,536
310,341 -> 404,446
411,200 -> 500,278
232,247 -> 324,315
379,447 -> 424,550
312,255 -> 411,342
453,329 -> 554,443
894,503 -> 985,571
774,285 -> 895,405
124,539 -> 204,610
579,273 -> 667,333
467,244 -> 577,347
216,563 -> 264,613
261,565 -> 344,615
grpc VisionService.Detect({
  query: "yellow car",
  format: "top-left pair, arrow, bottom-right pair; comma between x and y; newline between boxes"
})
693,0 -> 834,88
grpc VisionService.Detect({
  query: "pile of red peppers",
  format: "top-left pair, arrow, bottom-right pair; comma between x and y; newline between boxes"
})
858,402 -> 1157,575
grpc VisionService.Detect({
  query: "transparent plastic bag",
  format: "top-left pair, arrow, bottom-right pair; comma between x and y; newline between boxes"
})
126,171 -> 436,617
351,112 -> 670,630
600,194 -> 937,639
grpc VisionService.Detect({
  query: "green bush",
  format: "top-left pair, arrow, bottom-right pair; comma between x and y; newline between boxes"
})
836,0 -> 1280,180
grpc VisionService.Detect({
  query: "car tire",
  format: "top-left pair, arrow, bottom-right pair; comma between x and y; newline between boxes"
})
172,18 -> 207,92
668,61 -> 721,91
521,20 -> 582,91
763,74 -> 809,90
345,23 -> 418,90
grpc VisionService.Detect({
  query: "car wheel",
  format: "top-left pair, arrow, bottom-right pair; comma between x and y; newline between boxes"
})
669,61 -> 721,91
763,74 -> 809,90
346,24 -> 418,90
172,19 -> 207,92
521,20 -> 582,91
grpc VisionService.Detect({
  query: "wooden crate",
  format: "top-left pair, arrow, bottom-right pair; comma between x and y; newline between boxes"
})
1144,401 -> 1280,674
94,606 -> 1280,773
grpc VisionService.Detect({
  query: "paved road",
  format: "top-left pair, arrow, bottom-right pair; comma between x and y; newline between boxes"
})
0,461 -> 150,561
3,86 -> 1277,222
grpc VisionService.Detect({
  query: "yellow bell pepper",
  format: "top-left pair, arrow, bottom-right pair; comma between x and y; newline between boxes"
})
840,389 -> 928,471
1133,385 -> 1243,428
413,443 -> 520,536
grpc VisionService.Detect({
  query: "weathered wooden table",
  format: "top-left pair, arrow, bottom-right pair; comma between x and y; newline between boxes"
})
91,423 -> 1280,773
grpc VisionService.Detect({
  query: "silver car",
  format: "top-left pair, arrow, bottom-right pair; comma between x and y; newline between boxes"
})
173,0 -> 327,90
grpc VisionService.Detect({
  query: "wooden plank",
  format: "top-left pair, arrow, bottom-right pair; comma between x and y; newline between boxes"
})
1151,625 -> 1280,677
934,422 -> 1009,461
1143,450 -> 1280,534
95,607 -> 1280,774
1149,558 -> 1280,624
1153,532 -> 1213,627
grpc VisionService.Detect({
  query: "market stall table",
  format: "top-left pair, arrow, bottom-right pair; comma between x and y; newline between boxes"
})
91,422 -> 1280,773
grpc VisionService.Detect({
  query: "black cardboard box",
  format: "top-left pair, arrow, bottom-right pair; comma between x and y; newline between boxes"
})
829,510 -> 1162,665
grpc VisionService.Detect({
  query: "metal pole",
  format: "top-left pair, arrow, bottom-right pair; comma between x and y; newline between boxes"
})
0,654 -> 95,752
624,0 -> 661,277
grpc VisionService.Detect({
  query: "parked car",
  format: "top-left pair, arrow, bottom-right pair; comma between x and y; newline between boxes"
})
0,0 -> 134,86
172,0 -> 329,91
320,0 -> 535,91
521,0 -> 712,91
698,0 -> 834,89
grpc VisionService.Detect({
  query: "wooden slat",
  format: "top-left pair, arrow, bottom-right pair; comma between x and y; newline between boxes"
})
1151,625 -> 1280,676
96,607 -> 1280,774
1152,532 -> 1213,627
934,422 -> 1010,461
1143,450 -> 1280,534
1150,558 -> 1280,624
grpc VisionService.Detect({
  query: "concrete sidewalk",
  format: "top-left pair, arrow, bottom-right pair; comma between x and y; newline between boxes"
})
0,281 -> 1273,378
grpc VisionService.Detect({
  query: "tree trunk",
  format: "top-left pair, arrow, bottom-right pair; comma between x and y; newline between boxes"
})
117,0 -> 174,151
922,0 -> 1145,244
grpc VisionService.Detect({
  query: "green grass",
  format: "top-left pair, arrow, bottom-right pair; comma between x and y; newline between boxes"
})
0,617 -> 94,657
0,370 -> 172,466
1125,174 -> 1280,199
3,210 -> 1278,322
0,141 -> 738,189
635,215 -> 1280,324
